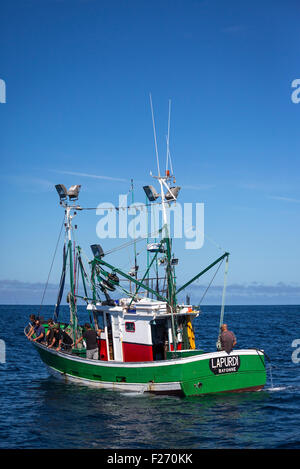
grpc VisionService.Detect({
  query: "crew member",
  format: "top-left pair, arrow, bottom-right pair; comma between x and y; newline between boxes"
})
220,323 -> 237,354
32,319 -> 45,343
73,323 -> 102,360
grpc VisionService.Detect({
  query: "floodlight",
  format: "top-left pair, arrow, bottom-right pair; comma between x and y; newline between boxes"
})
165,186 -> 181,201
91,244 -> 105,258
55,184 -> 68,200
147,242 -> 165,253
67,185 -> 81,200
143,185 -> 160,202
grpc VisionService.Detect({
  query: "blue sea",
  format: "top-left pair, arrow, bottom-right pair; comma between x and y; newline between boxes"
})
0,304 -> 299,449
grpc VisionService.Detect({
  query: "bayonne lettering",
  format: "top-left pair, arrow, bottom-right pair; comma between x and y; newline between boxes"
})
209,355 -> 240,375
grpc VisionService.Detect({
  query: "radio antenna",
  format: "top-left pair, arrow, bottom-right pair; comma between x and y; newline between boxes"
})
166,99 -> 171,174
149,93 -> 161,177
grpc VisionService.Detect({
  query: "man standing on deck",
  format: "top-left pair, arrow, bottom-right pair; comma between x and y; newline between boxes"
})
220,324 -> 237,354
73,323 -> 102,360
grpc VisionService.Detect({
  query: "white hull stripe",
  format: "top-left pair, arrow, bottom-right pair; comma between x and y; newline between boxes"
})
47,366 -> 181,392
35,342 -> 263,368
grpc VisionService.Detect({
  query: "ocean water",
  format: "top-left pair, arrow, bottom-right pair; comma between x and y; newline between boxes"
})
0,304 -> 299,449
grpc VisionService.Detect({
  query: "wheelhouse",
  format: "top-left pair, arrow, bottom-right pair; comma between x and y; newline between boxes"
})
88,298 -> 199,363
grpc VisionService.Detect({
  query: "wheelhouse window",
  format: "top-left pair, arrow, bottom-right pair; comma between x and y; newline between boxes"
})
95,311 -> 104,329
125,322 -> 135,333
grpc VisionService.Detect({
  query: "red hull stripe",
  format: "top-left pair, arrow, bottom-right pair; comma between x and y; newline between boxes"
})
170,343 -> 182,351
122,342 -> 153,362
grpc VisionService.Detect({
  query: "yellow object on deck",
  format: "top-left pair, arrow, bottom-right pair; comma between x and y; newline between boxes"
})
187,317 -> 195,349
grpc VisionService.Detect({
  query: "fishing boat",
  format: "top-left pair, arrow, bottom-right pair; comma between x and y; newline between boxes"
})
25,104 -> 266,397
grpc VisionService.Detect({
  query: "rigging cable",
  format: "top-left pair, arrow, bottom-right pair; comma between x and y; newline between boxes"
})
38,216 -> 65,317
149,93 -> 161,177
216,255 -> 229,350
197,257 -> 225,306
102,226 -> 162,257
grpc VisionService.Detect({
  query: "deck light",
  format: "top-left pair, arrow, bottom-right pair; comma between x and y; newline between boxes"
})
165,186 -> 181,201
147,243 -> 165,253
67,185 -> 81,200
55,184 -> 68,200
91,244 -> 105,259
143,185 -> 160,201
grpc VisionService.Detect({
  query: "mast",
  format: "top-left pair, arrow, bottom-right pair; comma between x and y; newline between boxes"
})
54,184 -> 81,342
53,244 -> 67,322
157,174 -> 179,350
145,95 -> 180,350
66,205 -> 77,338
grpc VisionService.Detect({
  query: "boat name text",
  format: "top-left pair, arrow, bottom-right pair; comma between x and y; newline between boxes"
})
209,355 -> 240,374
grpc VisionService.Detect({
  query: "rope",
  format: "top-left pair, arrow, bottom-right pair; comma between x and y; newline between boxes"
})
218,255 -> 229,329
79,200 -> 164,211
197,258 -> 224,306
102,227 -> 162,256
216,256 -> 229,349
38,217 -> 65,316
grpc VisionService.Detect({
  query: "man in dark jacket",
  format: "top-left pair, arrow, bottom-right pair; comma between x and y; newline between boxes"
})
74,323 -> 102,360
48,324 -> 72,352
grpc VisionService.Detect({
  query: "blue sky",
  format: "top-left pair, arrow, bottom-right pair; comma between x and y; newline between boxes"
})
0,0 -> 299,304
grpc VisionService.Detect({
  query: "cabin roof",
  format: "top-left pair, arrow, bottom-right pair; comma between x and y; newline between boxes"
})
87,298 -> 199,319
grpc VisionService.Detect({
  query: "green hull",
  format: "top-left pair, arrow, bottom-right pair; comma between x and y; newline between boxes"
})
33,343 -> 266,396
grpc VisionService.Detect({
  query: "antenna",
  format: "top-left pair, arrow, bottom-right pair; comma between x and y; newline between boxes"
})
149,93 -> 161,177
166,99 -> 171,174
131,178 -> 138,281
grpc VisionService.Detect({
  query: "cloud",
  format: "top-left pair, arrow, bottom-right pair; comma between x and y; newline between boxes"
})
52,170 -> 214,192
52,170 -> 129,183
0,280 -> 88,305
1,279 -> 299,305
1,175 -> 54,193
238,182 -> 293,193
179,282 -> 300,305
268,196 -> 300,204
221,25 -> 245,34
181,184 -> 215,191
